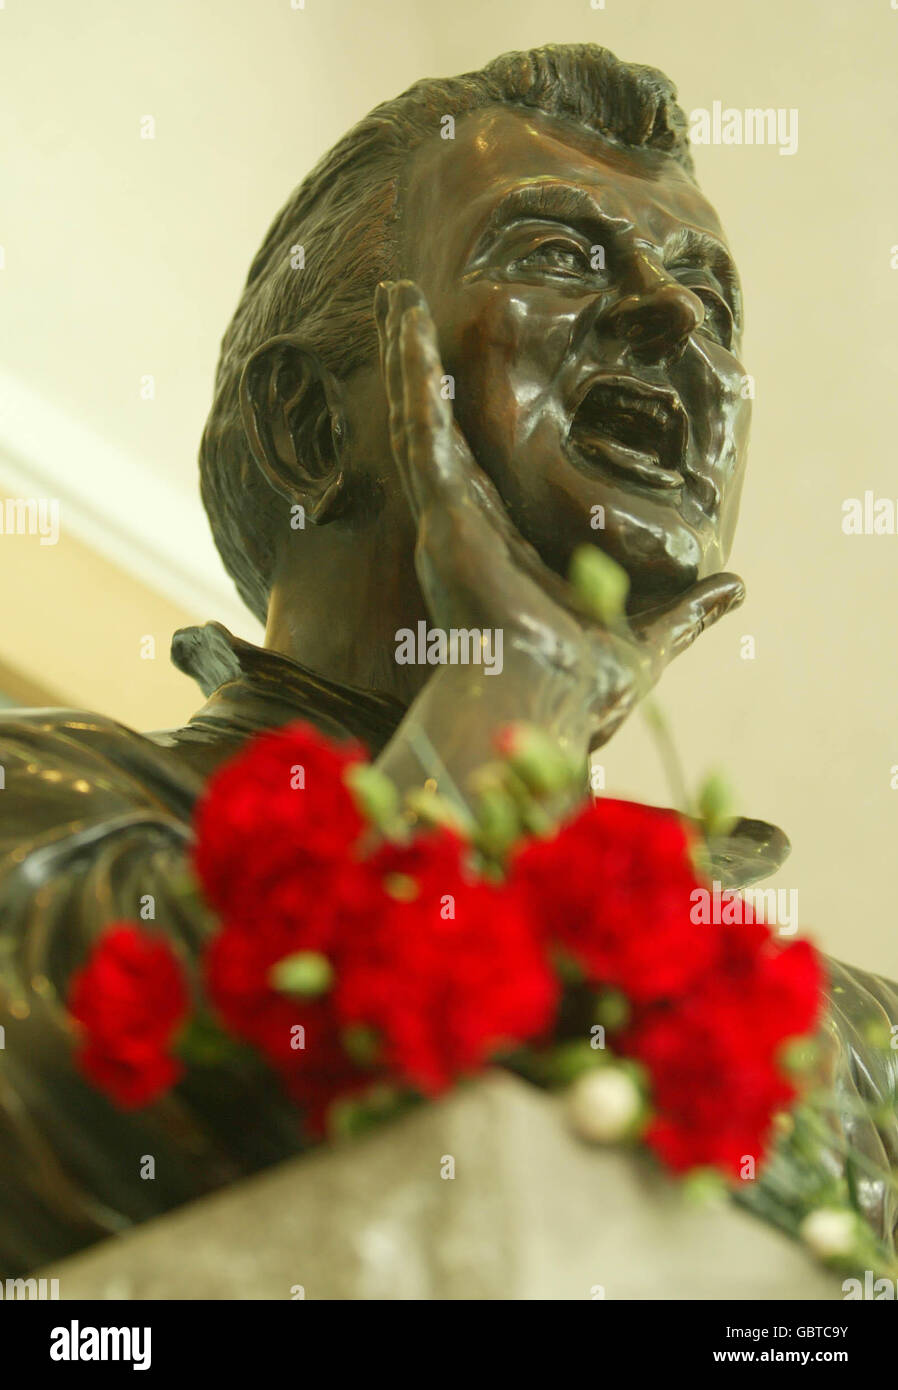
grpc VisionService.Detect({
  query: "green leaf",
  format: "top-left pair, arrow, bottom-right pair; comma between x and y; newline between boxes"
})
341,1024 -> 381,1066
345,763 -> 400,829
327,1085 -> 410,1141
593,989 -> 631,1032
542,1039 -> 605,1085
176,1013 -> 247,1066
682,1167 -> 730,1205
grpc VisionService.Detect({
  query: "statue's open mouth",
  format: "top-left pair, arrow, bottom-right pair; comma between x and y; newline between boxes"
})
568,376 -> 688,491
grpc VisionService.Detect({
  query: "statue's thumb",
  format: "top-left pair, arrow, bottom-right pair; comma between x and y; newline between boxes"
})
662,572 -> 745,658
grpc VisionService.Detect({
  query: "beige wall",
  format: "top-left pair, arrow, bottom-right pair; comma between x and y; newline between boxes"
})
0,525 -> 202,730
1,0 -> 897,973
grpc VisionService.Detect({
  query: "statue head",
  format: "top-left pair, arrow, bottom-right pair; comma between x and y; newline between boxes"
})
199,44 -> 748,693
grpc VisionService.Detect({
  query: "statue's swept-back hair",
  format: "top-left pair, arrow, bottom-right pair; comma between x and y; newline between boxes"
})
199,44 -> 694,624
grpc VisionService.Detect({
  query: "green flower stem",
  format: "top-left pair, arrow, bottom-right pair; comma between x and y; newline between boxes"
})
641,698 -> 695,820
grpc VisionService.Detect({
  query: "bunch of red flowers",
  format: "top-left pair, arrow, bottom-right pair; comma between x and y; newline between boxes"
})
512,800 -> 823,1173
67,721 -> 824,1179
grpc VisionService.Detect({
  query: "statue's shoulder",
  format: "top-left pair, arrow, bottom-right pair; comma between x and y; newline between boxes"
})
0,703 -> 214,974
0,705 -> 296,1276
0,702 -> 161,748
0,704 -> 205,846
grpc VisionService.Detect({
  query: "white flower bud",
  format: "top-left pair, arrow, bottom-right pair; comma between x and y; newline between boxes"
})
799,1209 -> 857,1260
566,1068 -> 641,1144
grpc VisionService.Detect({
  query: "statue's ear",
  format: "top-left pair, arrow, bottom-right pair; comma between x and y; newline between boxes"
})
238,334 -> 348,523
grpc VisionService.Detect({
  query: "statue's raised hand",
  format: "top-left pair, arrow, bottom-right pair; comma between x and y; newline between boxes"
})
374,280 -> 744,799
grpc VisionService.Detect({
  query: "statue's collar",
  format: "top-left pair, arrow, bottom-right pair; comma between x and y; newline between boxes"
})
170,621 -> 406,757
168,623 -> 789,888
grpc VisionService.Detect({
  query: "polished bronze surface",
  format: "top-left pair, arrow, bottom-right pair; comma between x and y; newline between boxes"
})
1,44 -> 895,1274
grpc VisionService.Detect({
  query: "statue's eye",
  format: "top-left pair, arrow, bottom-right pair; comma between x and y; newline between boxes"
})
692,286 -> 734,349
671,268 -> 735,349
511,239 -> 591,279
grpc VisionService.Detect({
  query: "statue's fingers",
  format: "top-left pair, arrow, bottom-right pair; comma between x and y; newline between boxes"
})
384,283 -> 415,471
376,280 -> 425,474
398,302 -> 469,513
374,281 -> 389,375
640,572 -> 745,663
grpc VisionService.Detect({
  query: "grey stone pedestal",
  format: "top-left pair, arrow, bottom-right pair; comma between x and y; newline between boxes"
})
41,1073 -> 841,1300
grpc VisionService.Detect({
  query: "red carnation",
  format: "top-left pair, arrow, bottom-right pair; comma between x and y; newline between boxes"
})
715,921 -> 825,1049
335,831 -> 559,1094
618,920 -> 824,1175
513,799 -> 714,1003
193,721 -> 367,932
620,996 -> 797,1175
68,924 -> 190,1107
76,1042 -> 182,1110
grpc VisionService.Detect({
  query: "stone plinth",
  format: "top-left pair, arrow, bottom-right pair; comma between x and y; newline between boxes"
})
41,1073 -> 841,1300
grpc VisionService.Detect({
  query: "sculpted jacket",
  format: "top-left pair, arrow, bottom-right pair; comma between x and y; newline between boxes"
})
0,622 -> 895,1274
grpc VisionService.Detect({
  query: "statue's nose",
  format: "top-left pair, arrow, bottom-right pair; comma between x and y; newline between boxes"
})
599,280 -> 705,366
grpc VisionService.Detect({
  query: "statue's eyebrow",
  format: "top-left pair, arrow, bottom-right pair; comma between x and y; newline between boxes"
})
469,180 -> 744,332
469,182 -> 624,255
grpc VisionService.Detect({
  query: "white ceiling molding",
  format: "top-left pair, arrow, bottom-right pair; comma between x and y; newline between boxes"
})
0,367 -> 264,643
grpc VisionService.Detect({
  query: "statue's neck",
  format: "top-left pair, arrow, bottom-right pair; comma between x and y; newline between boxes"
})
264,533 -> 429,704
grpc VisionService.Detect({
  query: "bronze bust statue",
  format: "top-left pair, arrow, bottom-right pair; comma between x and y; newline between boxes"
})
0,44 -> 895,1276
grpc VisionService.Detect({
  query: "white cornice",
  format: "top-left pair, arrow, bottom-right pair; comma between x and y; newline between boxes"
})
0,367 -> 264,643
